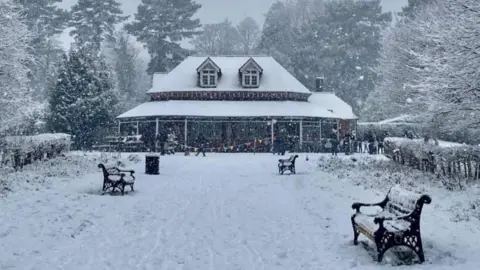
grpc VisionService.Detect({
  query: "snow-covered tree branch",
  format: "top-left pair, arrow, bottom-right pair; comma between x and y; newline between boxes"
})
0,0 -> 36,133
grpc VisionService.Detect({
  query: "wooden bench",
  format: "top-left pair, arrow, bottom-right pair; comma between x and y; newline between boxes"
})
278,154 -> 299,175
98,164 -> 135,195
351,185 -> 431,263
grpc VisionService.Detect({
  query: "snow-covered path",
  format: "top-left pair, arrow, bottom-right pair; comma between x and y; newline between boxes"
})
1,153 -> 479,269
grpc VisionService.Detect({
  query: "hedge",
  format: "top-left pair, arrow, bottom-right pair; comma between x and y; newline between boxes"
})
0,133 -> 71,169
384,137 -> 480,189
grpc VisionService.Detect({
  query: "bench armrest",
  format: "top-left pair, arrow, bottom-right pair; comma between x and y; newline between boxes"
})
118,169 -> 135,174
352,202 -> 384,213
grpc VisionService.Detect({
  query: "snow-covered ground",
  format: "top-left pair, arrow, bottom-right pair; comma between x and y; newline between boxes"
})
386,137 -> 463,148
1,152 -> 480,269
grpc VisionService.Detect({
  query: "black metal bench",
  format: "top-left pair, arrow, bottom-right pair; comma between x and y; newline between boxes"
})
351,185 -> 431,263
278,154 -> 299,175
98,164 -> 135,195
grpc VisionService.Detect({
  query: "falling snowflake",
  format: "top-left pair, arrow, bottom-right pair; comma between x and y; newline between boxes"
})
406,98 -> 413,104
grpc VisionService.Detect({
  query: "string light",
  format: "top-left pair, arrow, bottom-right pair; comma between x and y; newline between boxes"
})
151,91 -> 309,101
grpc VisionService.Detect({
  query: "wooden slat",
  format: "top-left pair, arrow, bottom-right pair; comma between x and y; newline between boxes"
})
356,225 -> 374,242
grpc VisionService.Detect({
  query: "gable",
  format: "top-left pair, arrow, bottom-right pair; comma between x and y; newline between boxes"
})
196,57 -> 221,73
239,58 -> 263,74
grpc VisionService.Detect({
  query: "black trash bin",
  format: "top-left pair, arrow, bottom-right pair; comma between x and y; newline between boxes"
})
145,154 -> 160,175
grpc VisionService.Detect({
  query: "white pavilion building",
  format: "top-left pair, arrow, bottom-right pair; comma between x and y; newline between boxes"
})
117,56 -> 357,152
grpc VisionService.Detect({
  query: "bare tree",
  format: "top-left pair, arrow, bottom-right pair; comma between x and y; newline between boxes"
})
236,17 -> 260,55
362,0 -> 480,143
0,0 -> 37,133
191,19 -> 240,55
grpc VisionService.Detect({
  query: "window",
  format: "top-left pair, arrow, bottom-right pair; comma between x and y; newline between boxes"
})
244,75 -> 250,85
242,69 -> 259,87
200,69 -> 217,87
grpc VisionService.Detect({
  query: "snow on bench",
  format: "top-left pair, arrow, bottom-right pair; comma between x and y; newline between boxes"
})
98,164 -> 136,196
351,185 -> 431,263
278,154 -> 298,175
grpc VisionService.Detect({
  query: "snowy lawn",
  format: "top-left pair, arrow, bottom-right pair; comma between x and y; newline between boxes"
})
1,152 -> 480,269
386,137 -> 463,148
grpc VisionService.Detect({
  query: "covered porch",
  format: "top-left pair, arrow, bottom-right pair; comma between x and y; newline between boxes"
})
117,116 -> 349,153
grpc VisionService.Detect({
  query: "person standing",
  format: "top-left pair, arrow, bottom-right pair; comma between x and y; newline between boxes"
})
195,133 -> 206,157
331,129 -> 339,156
156,130 -> 167,155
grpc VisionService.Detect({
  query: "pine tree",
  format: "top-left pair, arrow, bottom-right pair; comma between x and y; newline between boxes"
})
125,0 -> 202,73
47,54 -> 74,134
69,0 -> 128,51
258,1 -> 298,70
399,0 -> 436,19
295,0 -> 391,113
47,47 -> 117,148
16,0 -> 68,40
16,0 -> 68,101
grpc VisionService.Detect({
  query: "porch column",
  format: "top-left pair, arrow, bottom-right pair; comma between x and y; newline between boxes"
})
299,119 -> 303,150
117,121 -> 121,135
136,121 -> 139,135
184,118 -> 188,148
336,119 -> 340,140
155,118 -> 159,136
270,119 -> 275,147
319,119 -> 322,141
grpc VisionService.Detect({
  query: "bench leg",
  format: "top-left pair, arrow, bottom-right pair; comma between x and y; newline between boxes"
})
406,234 -> 426,263
351,216 -> 359,245
376,248 -> 385,263
374,229 -> 388,262
417,244 -> 425,263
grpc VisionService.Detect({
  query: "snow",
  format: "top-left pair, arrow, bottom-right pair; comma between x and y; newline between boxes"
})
386,137 -> 463,148
1,152 -> 480,269
3,133 -> 71,151
308,92 -> 358,119
151,72 -> 168,87
360,114 -> 419,125
147,56 -> 312,94
117,100 -> 339,119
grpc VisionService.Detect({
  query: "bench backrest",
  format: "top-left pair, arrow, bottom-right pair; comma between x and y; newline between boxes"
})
98,164 -> 119,178
289,155 -> 299,163
385,185 -> 431,219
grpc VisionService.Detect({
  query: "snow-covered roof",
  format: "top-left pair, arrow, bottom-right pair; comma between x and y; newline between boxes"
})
360,115 -> 420,125
147,56 -> 312,94
117,100 -> 338,119
377,115 -> 417,124
308,92 -> 357,120
152,72 -> 167,87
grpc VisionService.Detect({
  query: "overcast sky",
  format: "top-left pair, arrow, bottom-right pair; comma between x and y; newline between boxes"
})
60,0 -> 407,25
58,0 -> 407,51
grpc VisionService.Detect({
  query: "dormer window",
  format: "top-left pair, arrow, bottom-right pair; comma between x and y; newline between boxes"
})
239,57 -> 263,88
196,57 -> 221,88
243,70 -> 259,87
201,69 -> 217,87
